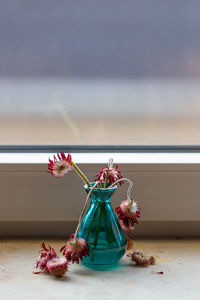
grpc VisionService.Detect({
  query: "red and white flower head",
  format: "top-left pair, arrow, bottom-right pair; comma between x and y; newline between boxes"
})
60,234 -> 90,264
48,152 -> 73,178
115,199 -> 140,233
46,257 -> 68,278
95,165 -> 123,186
35,242 -> 57,273
129,250 -> 155,266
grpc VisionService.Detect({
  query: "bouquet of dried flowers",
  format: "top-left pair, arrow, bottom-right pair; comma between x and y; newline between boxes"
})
34,153 -> 155,278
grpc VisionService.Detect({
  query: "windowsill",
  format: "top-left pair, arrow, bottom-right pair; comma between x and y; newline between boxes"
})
1,238 -> 199,299
0,152 -> 200,164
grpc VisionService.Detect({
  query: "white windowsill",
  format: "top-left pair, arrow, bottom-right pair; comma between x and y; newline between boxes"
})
0,152 -> 200,164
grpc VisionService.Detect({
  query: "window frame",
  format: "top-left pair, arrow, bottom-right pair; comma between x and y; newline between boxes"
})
0,145 -> 200,238
1,145 -> 200,153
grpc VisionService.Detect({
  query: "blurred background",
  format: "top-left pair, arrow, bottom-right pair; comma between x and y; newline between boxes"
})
0,0 -> 200,145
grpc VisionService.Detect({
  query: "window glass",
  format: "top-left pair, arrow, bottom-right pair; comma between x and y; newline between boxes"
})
0,1 -> 200,145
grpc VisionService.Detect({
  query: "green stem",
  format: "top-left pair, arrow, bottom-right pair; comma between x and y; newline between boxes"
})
85,205 -> 100,241
101,203 -> 112,244
91,204 -> 103,261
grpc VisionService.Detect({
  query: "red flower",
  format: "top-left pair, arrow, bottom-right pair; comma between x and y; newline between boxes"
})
34,242 -> 57,273
46,257 -> 68,278
129,250 -> 155,266
115,199 -> 140,233
95,165 -> 123,186
48,152 -> 73,178
60,234 -> 90,264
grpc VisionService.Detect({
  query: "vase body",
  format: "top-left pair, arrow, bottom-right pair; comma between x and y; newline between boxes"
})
78,183 -> 127,270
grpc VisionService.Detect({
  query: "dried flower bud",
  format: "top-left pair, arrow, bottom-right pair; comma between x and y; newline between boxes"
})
47,257 -> 68,278
95,165 -> 123,186
129,250 -> 156,267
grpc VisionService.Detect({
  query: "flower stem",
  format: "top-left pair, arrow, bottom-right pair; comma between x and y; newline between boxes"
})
104,168 -> 109,188
85,205 -> 100,241
104,158 -> 113,188
70,160 -> 91,187
91,204 -> 103,261
101,203 -> 113,244
74,181 -> 99,238
110,177 -> 133,201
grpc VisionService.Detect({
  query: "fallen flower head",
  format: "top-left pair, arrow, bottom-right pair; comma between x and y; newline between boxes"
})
35,242 -> 57,273
60,234 -> 90,264
48,152 -> 73,178
115,199 -> 140,233
34,243 -> 68,278
46,256 -> 68,278
129,250 -> 156,267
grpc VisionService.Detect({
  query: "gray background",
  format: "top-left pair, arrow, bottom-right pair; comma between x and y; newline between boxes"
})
0,0 -> 200,78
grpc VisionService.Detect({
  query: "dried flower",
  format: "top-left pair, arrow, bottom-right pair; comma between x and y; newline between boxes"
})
129,250 -> 156,266
60,234 -> 90,264
35,243 -> 57,273
48,152 -> 73,178
115,199 -> 140,233
46,257 -> 68,278
95,165 -> 123,186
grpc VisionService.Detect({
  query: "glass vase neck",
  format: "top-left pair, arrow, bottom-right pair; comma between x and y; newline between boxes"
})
84,182 -> 117,203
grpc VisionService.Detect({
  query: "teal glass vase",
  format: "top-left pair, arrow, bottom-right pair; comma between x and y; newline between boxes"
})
78,183 -> 127,270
